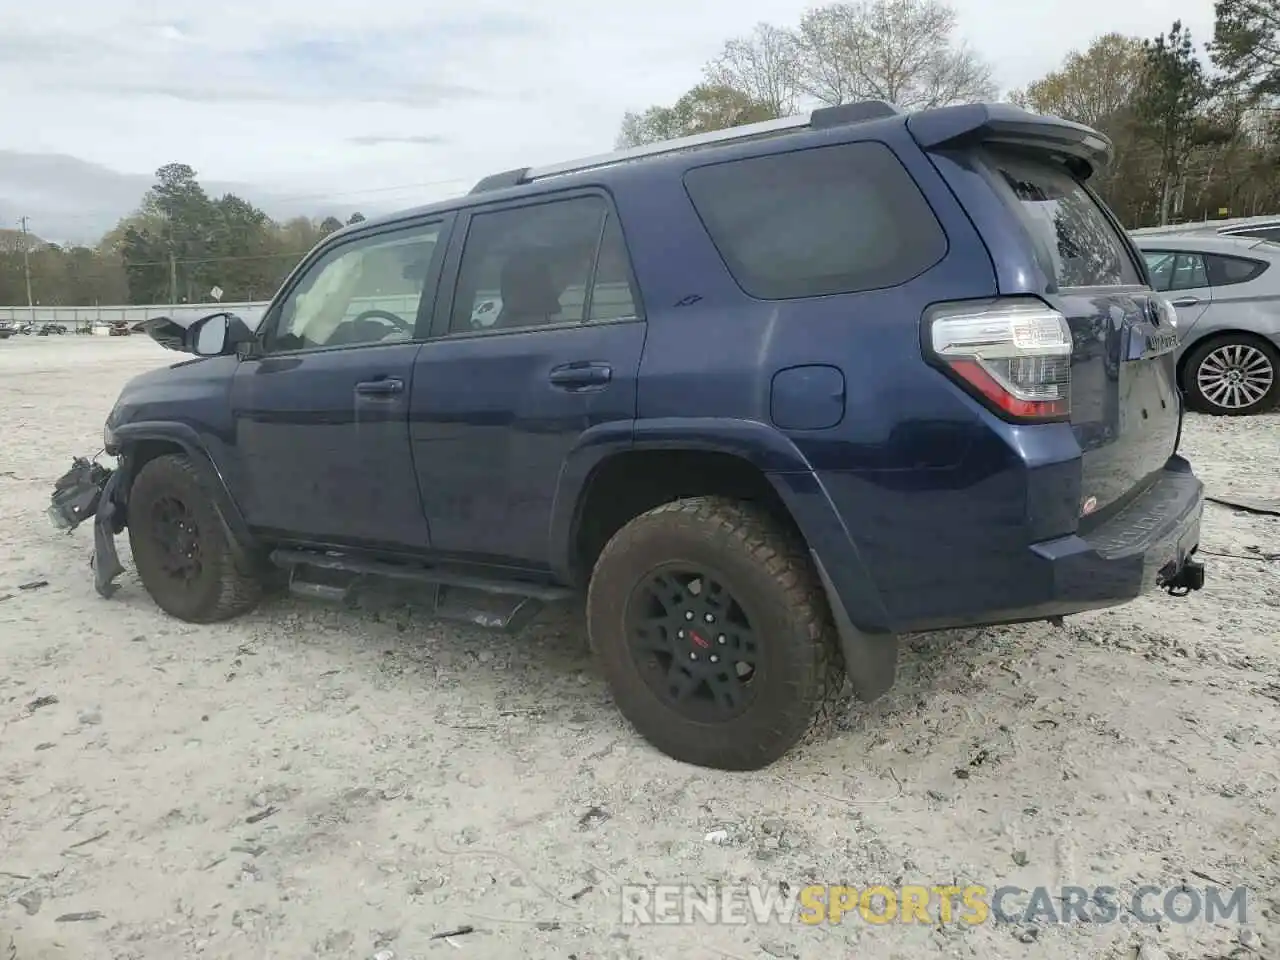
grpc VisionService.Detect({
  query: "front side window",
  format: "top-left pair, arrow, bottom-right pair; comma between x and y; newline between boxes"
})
450,195 -> 640,334
267,221 -> 444,353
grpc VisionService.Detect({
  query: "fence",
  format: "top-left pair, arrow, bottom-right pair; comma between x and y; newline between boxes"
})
0,301 -> 271,329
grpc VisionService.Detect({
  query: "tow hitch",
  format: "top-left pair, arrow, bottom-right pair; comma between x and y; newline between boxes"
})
1159,553 -> 1205,597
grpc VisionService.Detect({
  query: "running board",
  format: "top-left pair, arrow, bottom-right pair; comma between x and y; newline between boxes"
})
269,548 -> 573,632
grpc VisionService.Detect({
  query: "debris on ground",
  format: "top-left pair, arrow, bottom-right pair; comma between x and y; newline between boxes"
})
428,926 -> 474,941
0,337 -> 1275,960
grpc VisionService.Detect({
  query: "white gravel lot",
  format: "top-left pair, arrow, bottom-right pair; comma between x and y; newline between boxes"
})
1,335 -> 1277,960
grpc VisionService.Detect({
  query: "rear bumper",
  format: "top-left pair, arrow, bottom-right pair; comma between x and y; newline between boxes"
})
1040,455 -> 1203,605
899,455 -> 1205,632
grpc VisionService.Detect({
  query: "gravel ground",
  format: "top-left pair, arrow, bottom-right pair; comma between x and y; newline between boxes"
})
1,335 -> 1277,960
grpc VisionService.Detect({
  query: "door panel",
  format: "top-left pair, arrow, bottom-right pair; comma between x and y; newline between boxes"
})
407,192 -> 646,567
409,321 -> 645,564
228,217 -> 450,549
231,343 -> 430,548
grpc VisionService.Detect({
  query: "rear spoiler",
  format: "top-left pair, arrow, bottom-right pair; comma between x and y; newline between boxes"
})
906,103 -> 1113,180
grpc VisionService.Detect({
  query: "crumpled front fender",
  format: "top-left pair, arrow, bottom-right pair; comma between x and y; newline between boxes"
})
92,469 -> 126,598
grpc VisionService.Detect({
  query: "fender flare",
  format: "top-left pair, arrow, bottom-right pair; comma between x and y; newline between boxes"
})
546,418 -> 898,700
546,417 -> 816,579
110,421 -> 261,572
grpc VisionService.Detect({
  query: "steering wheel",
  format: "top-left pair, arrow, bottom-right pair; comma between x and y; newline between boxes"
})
350,309 -> 413,334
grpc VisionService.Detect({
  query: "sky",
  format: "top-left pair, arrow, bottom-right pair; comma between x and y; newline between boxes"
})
0,0 -> 1216,245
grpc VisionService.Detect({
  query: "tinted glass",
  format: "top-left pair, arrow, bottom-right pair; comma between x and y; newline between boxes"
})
1143,251 -> 1174,292
589,215 -> 641,322
269,222 -> 443,352
1205,253 -> 1268,287
1169,253 -> 1208,290
450,197 -> 607,333
1233,226 -> 1280,242
682,141 -> 947,300
984,148 -> 1141,288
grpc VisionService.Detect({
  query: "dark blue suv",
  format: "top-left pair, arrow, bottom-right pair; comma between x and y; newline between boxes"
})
51,101 -> 1206,771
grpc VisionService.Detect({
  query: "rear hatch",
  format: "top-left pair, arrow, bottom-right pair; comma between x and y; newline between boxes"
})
966,144 -> 1181,522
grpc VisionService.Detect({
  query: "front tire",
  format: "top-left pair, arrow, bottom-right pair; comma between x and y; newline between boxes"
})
127,454 -> 261,623
586,496 -> 846,771
1183,335 -> 1279,416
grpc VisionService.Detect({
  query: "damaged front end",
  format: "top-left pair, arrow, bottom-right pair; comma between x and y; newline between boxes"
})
49,456 -> 126,598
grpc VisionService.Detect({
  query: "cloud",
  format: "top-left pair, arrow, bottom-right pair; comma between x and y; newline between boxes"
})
0,0 -> 1218,253
0,151 -> 362,246
347,135 -> 448,147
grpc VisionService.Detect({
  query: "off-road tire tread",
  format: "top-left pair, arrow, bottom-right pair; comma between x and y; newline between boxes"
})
1183,335 -> 1280,416
587,495 -> 846,770
128,454 -> 261,623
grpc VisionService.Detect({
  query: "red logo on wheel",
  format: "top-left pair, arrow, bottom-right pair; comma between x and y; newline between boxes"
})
689,630 -> 711,649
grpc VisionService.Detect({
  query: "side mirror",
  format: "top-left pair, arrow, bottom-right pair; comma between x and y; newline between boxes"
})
191,313 -> 230,356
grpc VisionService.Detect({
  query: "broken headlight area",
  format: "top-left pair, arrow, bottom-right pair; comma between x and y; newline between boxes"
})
49,455 -> 128,599
49,456 -> 112,532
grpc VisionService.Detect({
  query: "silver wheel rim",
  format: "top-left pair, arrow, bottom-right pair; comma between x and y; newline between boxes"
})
1197,344 -> 1274,410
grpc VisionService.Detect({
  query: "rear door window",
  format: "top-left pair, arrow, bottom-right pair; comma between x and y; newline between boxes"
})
448,195 -> 628,334
682,141 -> 947,300
981,147 -> 1142,288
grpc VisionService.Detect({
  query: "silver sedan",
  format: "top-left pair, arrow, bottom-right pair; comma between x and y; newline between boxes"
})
1132,234 -> 1280,416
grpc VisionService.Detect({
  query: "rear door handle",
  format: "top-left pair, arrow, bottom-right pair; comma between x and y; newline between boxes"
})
1171,297 -> 1200,307
548,362 -> 612,389
355,377 -> 404,396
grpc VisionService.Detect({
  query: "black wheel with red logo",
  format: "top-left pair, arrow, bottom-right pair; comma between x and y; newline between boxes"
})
586,496 -> 846,770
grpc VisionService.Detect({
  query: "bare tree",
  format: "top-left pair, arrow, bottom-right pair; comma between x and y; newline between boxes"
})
1012,34 -> 1148,130
793,0 -> 996,109
703,23 -> 800,117
617,85 -> 778,148
793,5 -> 866,106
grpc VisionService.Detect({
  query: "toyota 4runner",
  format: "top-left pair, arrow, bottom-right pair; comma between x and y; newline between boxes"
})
51,101 -> 1207,771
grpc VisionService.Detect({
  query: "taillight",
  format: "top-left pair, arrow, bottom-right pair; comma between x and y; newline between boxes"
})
924,298 -> 1072,422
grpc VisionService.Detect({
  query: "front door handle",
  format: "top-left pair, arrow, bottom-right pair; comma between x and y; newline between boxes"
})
355,377 -> 404,396
548,362 -> 612,389
1171,297 -> 1200,307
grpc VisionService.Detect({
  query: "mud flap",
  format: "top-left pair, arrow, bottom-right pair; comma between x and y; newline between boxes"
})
810,549 -> 898,701
92,469 -> 126,598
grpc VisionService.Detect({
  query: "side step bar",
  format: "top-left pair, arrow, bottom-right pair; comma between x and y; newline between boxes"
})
269,548 -> 575,632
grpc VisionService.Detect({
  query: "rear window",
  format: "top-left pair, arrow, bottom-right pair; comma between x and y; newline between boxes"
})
1229,226 -> 1280,243
682,141 -> 947,300
983,148 -> 1141,288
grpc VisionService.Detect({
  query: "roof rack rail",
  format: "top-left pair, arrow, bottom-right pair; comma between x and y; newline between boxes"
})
467,99 -> 903,194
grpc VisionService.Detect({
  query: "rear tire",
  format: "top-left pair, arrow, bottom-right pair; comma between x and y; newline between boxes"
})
1183,335 -> 1279,416
127,454 -> 262,623
586,496 -> 846,771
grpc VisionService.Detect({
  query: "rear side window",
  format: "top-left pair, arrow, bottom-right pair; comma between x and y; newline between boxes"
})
1205,253 -> 1268,287
682,141 -> 947,300
982,148 -> 1141,288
